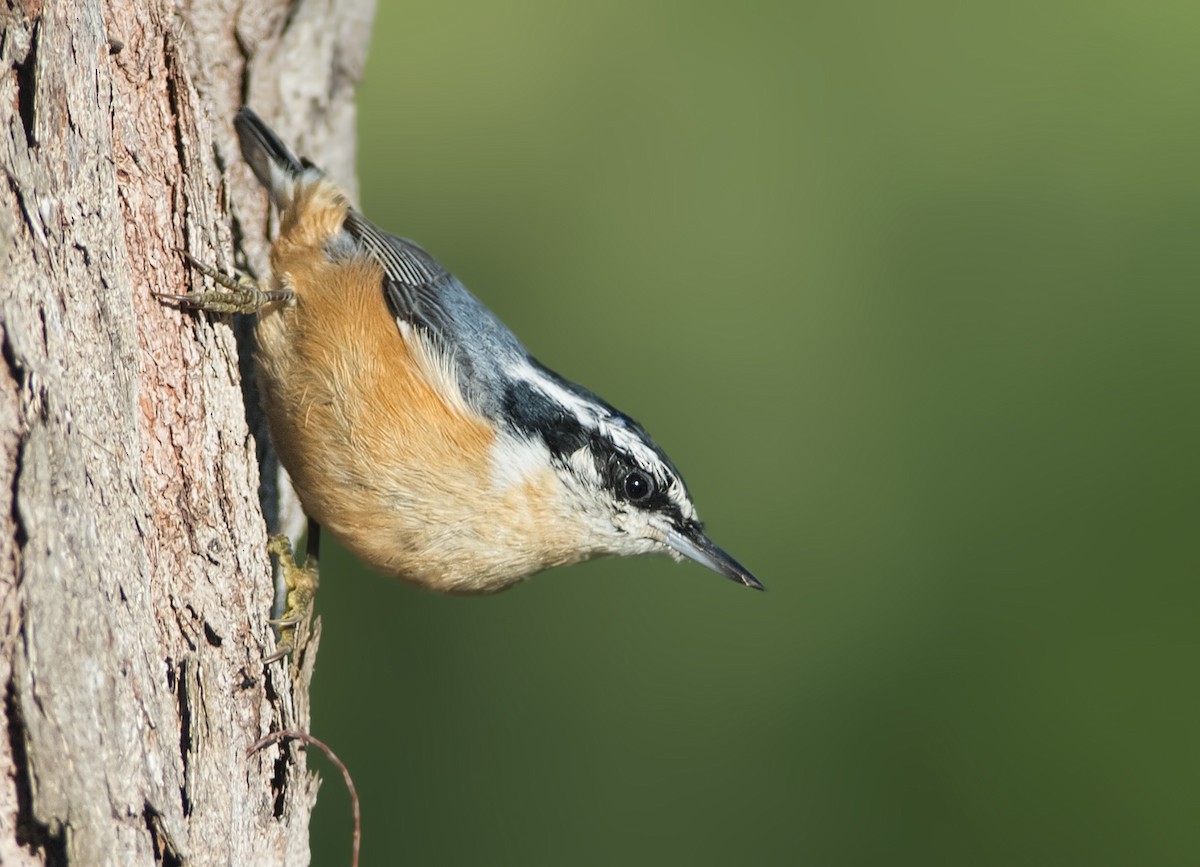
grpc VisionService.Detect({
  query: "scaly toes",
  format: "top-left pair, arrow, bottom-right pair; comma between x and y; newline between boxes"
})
156,250 -> 289,314
264,534 -> 319,663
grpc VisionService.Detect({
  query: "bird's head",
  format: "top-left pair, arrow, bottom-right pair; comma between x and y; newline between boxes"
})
499,362 -> 763,590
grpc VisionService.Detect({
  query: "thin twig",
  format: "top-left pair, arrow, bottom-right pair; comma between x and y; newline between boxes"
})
248,730 -> 360,867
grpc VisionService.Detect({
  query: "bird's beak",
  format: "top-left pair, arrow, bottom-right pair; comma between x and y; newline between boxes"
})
658,522 -> 765,590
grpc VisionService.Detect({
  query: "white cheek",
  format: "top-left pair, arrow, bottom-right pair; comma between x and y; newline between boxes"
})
565,449 -> 599,485
558,452 -> 611,522
615,526 -> 663,558
489,434 -> 553,492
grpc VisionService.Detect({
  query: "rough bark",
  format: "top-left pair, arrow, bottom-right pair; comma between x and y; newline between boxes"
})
0,0 -> 374,863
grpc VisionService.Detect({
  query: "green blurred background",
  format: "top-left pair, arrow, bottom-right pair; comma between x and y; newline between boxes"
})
309,1 -> 1197,864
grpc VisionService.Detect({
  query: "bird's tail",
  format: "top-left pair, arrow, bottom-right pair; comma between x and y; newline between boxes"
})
233,107 -> 309,210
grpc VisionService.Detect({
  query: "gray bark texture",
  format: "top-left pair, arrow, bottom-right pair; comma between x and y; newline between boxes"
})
0,0 -> 374,863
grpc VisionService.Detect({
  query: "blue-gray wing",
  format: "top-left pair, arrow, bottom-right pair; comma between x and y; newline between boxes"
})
342,209 -> 527,418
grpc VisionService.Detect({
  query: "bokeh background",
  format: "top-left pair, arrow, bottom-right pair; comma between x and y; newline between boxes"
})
309,2 -> 1197,864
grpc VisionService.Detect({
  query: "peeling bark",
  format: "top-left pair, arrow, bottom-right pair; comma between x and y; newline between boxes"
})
0,0 -> 374,863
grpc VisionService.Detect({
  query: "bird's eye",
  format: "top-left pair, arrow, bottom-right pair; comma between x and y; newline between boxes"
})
622,470 -> 654,503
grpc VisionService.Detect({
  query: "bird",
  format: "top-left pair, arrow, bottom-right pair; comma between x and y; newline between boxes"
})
161,107 -> 761,652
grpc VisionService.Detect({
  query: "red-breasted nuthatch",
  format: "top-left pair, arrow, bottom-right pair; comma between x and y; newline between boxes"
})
165,107 -> 761,627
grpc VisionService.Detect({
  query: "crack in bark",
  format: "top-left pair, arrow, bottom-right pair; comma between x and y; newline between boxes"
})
163,35 -> 192,262
277,0 -> 305,40
268,743 -> 288,818
3,169 -> 39,249
6,677 -> 67,864
13,18 -> 38,149
1,327 -> 28,554
142,802 -> 183,867
259,668 -> 291,816
174,660 -> 193,818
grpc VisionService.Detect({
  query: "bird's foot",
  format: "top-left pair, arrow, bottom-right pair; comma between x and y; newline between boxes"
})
264,534 -> 319,664
156,250 -> 290,314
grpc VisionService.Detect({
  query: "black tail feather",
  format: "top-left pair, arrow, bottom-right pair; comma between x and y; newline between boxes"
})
233,107 -> 305,205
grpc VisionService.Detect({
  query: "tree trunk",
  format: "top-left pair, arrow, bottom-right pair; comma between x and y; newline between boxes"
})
0,0 -> 374,863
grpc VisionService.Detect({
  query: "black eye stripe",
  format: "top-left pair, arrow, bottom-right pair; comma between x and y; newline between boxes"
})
499,361 -> 692,522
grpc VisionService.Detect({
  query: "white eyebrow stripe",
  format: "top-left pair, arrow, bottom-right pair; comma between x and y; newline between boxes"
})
507,362 -> 666,468
505,360 -> 700,524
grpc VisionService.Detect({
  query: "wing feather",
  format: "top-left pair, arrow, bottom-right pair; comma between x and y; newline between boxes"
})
340,208 -> 527,418
343,209 -> 456,338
